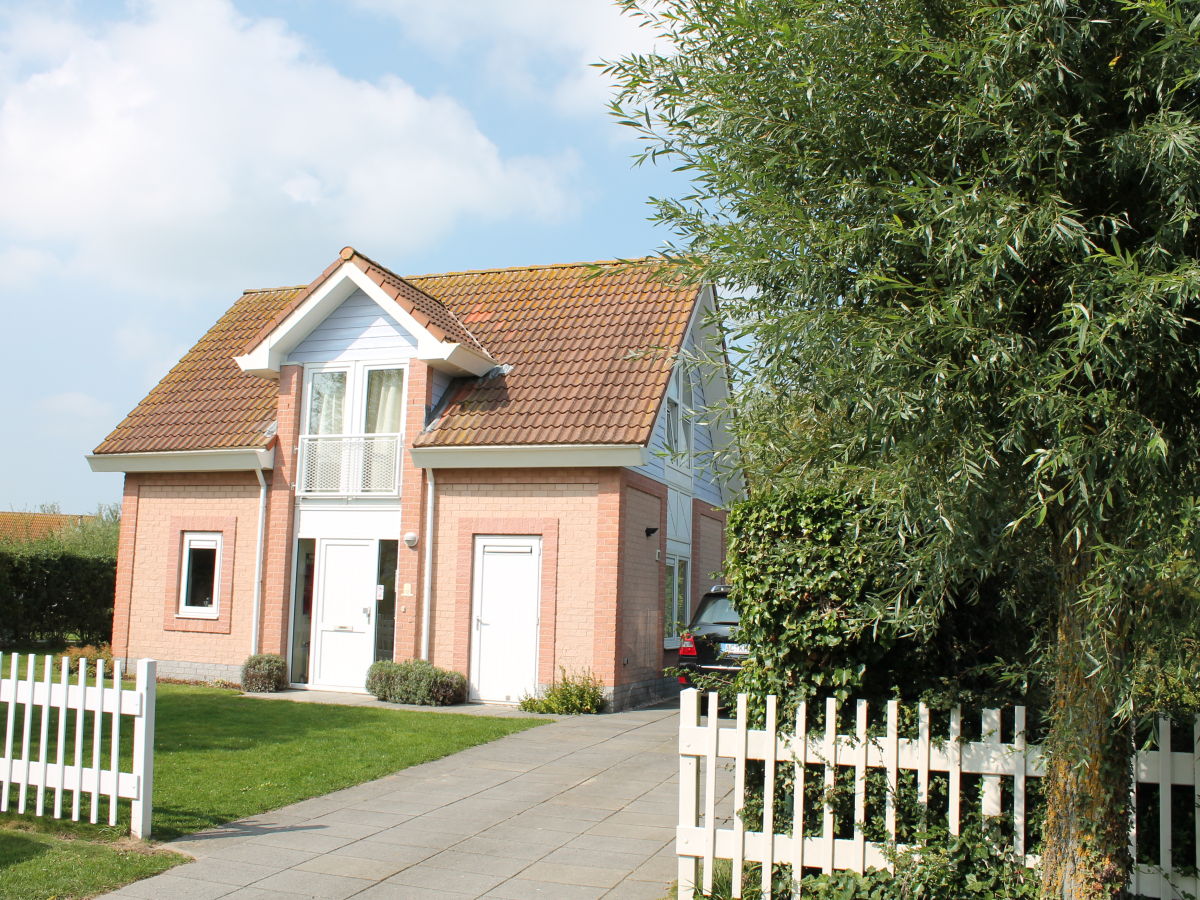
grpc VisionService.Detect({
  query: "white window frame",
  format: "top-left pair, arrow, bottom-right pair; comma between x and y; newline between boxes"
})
664,366 -> 694,476
301,361 -> 409,438
298,361 -> 409,497
664,554 -> 690,649
178,532 -> 222,619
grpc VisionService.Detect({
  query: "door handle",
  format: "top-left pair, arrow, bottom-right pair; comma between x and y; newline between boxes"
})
363,607 -> 371,624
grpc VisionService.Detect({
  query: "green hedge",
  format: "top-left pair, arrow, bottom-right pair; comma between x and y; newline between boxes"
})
0,549 -> 114,646
726,484 -> 1043,712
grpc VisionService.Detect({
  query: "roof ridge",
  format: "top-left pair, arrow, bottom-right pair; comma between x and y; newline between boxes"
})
404,257 -> 660,280
240,285 -> 309,295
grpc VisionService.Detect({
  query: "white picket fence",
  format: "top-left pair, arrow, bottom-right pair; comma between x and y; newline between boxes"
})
0,653 -> 157,838
677,689 -> 1199,899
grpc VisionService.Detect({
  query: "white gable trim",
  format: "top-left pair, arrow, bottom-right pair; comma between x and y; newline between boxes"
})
234,262 -> 495,378
87,447 -> 275,473
410,444 -> 646,469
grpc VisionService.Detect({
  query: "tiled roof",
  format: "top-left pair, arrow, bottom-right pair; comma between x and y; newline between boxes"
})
94,287 -> 304,454
93,252 -> 701,455
0,512 -> 92,544
410,261 -> 698,447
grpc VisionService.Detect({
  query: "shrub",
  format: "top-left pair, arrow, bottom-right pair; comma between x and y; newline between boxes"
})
241,654 -> 287,693
519,668 -> 606,714
59,644 -> 114,676
696,823 -> 1038,899
727,485 -> 1046,713
365,660 -> 397,700
365,659 -> 466,706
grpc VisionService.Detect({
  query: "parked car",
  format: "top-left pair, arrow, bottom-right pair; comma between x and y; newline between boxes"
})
677,584 -> 747,682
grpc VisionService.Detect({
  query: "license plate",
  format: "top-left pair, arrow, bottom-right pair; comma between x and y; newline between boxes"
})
719,643 -> 748,655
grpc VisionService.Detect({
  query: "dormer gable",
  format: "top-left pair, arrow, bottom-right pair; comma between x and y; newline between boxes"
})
235,247 -> 495,379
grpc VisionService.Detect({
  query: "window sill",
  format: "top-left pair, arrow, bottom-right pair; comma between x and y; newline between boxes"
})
664,639 -> 681,650
176,610 -> 220,620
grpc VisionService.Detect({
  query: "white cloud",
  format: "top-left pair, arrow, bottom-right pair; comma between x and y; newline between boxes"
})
0,0 -> 575,298
353,0 -> 660,115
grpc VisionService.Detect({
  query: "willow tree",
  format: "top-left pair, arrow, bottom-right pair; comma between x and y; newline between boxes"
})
611,1 -> 1200,896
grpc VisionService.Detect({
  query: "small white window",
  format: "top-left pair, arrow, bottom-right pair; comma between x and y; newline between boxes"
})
664,555 -> 690,648
179,532 -> 221,618
664,369 -> 693,467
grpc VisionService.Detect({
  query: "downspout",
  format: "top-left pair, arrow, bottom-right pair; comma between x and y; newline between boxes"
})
420,468 -> 436,661
250,466 -> 268,656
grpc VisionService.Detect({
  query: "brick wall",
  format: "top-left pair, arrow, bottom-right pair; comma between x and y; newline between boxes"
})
122,472 -> 261,667
430,469 -> 601,686
693,498 -> 728,610
258,364 -> 302,657
617,475 -> 666,689
394,360 -> 431,662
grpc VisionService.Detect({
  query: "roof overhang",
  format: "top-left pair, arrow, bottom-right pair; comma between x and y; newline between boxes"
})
86,447 -> 275,474
234,261 -> 495,378
410,444 -> 647,469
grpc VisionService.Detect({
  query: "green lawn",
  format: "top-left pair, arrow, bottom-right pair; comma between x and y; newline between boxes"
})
0,681 -> 544,898
0,830 -> 179,899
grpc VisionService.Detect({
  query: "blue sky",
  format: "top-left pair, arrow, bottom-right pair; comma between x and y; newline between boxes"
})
0,0 -> 684,513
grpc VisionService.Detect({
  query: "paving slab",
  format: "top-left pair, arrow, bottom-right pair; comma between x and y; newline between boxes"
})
98,695 -> 683,899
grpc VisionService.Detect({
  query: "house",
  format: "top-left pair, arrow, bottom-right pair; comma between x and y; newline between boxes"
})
0,511 -> 93,544
87,247 -> 732,709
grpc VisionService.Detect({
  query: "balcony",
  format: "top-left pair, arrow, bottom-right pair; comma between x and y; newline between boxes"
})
297,434 -> 401,496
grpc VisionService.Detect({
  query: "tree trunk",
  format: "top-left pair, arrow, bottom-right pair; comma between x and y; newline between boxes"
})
1040,586 -> 1134,900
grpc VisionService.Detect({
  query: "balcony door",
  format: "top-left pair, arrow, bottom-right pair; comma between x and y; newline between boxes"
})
301,363 -> 406,495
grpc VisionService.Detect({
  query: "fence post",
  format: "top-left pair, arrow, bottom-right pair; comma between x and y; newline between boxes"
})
678,688 -> 699,900
130,659 -> 156,840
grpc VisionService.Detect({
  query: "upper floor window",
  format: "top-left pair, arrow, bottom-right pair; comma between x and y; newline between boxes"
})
300,363 -> 406,495
179,532 -> 221,618
305,365 -> 405,436
664,366 -> 693,469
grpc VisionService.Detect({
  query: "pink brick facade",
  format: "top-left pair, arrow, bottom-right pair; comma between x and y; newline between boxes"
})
115,472 -> 262,680
430,469 -> 602,682
114,458 -> 727,704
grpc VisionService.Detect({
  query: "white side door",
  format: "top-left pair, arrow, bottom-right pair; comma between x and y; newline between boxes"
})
312,538 -> 377,690
470,536 -> 541,703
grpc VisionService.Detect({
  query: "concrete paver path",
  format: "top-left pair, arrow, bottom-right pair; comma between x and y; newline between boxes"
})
102,704 -> 678,900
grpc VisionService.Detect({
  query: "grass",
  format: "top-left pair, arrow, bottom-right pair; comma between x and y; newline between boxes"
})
0,830 -> 179,899
0,680 -> 545,898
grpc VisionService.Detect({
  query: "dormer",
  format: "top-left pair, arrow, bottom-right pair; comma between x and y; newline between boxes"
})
234,247 -> 495,497
235,247 -> 495,380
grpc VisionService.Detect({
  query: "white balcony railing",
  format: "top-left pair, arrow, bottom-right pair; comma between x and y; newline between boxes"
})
297,434 -> 401,496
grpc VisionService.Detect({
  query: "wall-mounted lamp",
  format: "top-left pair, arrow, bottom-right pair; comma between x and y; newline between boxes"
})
403,531 -> 419,548
645,527 -> 659,538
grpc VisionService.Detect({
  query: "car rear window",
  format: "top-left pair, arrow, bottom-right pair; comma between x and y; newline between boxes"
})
693,593 -> 738,626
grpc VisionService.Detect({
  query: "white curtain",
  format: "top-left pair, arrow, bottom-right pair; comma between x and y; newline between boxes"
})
365,369 -> 404,434
308,371 -> 346,434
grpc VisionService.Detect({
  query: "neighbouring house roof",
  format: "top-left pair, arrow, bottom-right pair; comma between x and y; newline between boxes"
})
93,250 -> 703,456
0,512 -> 91,544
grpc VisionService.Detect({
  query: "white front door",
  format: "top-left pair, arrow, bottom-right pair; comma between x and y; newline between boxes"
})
470,535 -> 541,703
312,538 -> 376,690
